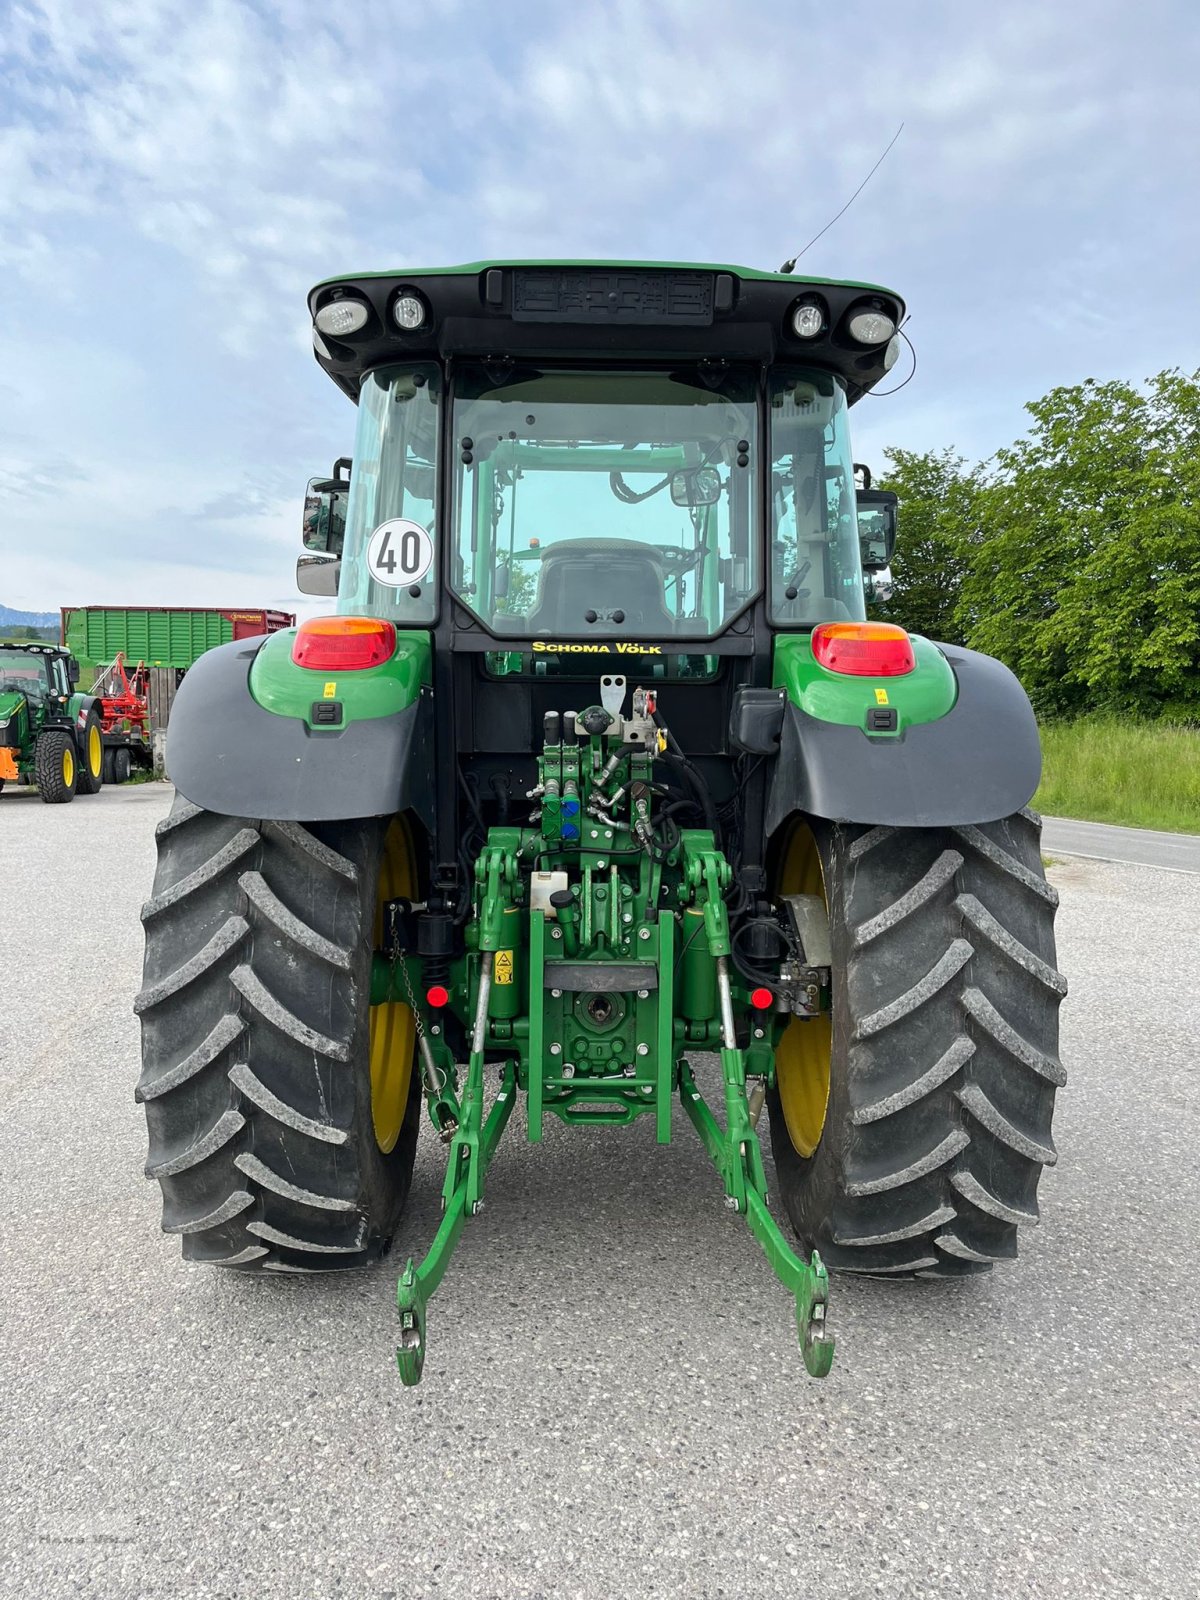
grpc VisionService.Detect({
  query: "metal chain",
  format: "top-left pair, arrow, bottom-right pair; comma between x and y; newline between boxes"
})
385,905 -> 454,1116
385,904 -> 425,1040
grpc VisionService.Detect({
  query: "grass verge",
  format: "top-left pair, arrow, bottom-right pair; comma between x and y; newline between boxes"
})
1034,718 -> 1200,832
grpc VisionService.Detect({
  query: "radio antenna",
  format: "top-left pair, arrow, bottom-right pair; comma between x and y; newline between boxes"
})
778,123 -> 905,273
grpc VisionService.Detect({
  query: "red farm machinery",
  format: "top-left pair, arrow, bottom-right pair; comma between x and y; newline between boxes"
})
89,653 -> 152,783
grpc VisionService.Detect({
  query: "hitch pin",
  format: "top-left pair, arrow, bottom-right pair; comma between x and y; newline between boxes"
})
747,1079 -> 767,1128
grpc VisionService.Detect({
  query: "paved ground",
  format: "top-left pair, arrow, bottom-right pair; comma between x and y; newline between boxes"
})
1042,814 -> 1200,873
1,782 -> 1196,1599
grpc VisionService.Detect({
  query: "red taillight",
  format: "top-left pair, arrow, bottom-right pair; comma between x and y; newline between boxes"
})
291,616 -> 396,671
750,987 -> 774,1011
426,985 -> 450,1009
811,621 -> 915,677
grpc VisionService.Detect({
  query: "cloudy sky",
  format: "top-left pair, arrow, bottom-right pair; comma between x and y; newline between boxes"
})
2,0 -> 1197,613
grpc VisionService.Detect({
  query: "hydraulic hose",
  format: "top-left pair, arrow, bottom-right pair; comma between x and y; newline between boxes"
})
658,746 -> 718,836
649,706 -> 717,831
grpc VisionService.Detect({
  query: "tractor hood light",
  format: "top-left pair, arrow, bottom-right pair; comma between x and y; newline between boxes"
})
312,328 -> 332,359
393,293 -> 428,331
812,621 -> 915,677
292,616 -> 396,671
791,300 -> 825,339
882,334 -> 901,371
847,306 -> 897,346
314,299 -> 370,337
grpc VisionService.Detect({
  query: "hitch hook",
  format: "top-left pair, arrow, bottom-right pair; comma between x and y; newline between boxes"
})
795,1251 -> 834,1378
396,1260 -> 428,1386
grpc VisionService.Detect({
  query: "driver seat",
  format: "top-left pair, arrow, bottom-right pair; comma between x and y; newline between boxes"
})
524,540 -> 677,635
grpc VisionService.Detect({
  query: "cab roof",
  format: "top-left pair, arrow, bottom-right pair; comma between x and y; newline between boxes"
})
307,259 -> 905,405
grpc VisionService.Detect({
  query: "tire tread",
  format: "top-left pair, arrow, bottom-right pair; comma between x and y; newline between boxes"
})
769,811 -> 1065,1277
136,797 -> 419,1272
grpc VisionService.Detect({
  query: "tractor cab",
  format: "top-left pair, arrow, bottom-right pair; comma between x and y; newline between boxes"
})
0,644 -> 80,722
0,645 -> 66,703
297,263 -> 900,664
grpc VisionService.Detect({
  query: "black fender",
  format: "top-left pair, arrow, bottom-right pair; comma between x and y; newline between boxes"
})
766,644 -> 1043,833
165,638 -> 434,824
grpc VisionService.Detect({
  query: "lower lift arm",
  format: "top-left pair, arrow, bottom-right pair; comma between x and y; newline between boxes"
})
678,834 -> 833,1378
396,951 -> 517,1385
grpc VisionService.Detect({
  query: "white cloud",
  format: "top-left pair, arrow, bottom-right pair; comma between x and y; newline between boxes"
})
1,0 -> 1197,608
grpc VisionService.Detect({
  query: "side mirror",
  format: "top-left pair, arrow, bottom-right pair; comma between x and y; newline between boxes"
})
863,565 -> 895,605
670,466 -> 722,507
297,554 -> 341,597
303,476 -> 348,555
67,657 -> 81,684
856,488 -> 897,571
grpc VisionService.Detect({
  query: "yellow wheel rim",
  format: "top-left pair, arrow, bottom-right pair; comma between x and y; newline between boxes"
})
62,747 -> 75,787
369,820 -> 418,1153
88,725 -> 102,777
776,823 -> 831,1158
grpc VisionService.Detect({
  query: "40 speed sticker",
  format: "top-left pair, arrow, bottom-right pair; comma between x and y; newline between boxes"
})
366,518 -> 434,588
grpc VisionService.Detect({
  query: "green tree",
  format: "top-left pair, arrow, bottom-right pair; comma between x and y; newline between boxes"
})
960,371 -> 1200,719
494,557 -> 538,617
868,447 -> 977,643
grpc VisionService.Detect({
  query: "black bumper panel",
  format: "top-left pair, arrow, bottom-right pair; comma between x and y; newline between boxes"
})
766,645 -> 1042,832
166,639 -> 432,824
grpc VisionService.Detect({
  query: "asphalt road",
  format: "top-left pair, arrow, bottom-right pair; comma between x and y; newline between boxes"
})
1042,814 -> 1200,873
1,783 -> 1196,1599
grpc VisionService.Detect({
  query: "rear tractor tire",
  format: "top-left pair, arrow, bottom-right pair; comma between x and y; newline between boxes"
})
135,798 -> 422,1271
767,810 -> 1066,1277
35,731 -> 77,804
76,712 -> 105,795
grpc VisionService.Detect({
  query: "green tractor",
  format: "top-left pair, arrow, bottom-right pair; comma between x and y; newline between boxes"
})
136,262 -> 1065,1384
0,641 -> 106,802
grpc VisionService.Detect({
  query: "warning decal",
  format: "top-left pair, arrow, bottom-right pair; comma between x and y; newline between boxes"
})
494,950 -> 515,985
874,688 -> 889,705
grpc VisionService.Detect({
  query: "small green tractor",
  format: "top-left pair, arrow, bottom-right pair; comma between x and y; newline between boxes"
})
136,262 -> 1065,1383
0,641 -> 106,802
